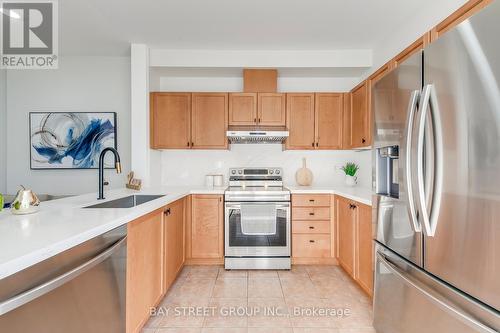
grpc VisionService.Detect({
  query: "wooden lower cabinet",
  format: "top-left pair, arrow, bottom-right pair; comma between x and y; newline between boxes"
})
336,196 -> 355,275
335,195 -> 374,296
126,210 -> 164,333
186,194 -> 224,264
291,194 -> 336,265
164,198 -> 185,291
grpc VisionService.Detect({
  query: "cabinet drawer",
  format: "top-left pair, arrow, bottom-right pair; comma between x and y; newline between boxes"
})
292,220 -> 330,234
292,207 -> 330,220
292,234 -> 331,258
292,194 -> 331,207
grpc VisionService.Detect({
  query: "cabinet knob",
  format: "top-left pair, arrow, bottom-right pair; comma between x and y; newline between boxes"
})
311,142 -> 315,147
362,138 -> 366,144
316,142 -> 319,147
254,118 -> 257,123
187,141 -> 190,147
164,208 -> 171,216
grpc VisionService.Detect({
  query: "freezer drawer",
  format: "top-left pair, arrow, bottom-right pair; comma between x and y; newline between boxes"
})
373,245 -> 499,333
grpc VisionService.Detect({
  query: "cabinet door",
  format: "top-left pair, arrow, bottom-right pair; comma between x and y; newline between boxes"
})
191,195 -> 223,259
286,93 -> 315,150
315,93 -> 343,149
336,196 -> 355,276
342,92 -> 352,149
350,82 -> 371,148
164,198 -> 185,292
150,93 -> 191,149
258,93 -> 286,126
355,203 -> 374,296
191,93 -> 228,149
229,93 -> 257,126
127,211 -> 164,333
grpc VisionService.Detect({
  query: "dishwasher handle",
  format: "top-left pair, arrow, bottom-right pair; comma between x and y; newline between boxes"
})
0,236 -> 127,316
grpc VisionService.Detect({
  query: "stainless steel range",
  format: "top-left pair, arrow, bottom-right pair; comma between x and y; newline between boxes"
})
224,167 -> 291,270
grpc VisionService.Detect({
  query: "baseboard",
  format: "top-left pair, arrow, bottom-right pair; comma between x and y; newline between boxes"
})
184,258 -> 224,265
292,257 -> 339,265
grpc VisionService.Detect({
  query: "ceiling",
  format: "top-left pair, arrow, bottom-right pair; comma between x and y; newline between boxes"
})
60,0 -> 438,56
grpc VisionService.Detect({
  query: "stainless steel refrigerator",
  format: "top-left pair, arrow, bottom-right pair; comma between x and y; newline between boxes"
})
372,2 -> 500,332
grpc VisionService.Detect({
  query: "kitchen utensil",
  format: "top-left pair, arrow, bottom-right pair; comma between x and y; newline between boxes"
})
11,185 -> 40,215
295,158 -> 313,186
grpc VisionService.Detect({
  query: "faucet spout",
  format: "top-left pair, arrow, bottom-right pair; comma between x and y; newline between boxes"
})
98,147 -> 122,200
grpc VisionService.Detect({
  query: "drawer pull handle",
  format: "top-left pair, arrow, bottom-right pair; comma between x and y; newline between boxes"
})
309,226 -> 315,229
309,240 -> 315,243
309,212 -> 315,216
309,199 -> 315,202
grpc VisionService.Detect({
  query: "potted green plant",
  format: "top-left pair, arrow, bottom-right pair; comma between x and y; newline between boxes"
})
341,162 -> 359,187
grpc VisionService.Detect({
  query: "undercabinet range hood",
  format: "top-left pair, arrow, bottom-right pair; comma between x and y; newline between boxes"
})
227,126 -> 289,144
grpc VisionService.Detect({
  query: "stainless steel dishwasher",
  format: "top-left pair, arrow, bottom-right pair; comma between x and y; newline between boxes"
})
0,225 -> 127,333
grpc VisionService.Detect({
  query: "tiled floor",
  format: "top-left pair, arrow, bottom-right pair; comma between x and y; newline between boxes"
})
142,265 -> 375,333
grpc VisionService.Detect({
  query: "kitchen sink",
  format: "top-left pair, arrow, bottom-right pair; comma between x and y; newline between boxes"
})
84,195 -> 165,209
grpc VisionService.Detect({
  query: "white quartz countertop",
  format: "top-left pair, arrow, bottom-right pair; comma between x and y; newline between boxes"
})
286,184 -> 372,206
0,184 -> 371,280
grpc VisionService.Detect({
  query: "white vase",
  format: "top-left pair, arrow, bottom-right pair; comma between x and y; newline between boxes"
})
345,175 -> 357,187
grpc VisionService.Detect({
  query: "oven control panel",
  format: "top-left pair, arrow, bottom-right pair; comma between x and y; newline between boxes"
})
229,167 -> 282,177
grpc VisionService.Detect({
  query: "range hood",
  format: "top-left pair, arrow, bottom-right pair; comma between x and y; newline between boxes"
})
227,126 -> 289,144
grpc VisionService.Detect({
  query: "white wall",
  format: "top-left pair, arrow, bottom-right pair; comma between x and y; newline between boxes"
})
161,145 -> 371,188
0,70 -> 6,194
5,56 -> 131,195
362,0 -> 468,81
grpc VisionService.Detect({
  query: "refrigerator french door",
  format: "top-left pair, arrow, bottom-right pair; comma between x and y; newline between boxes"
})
373,1 -> 500,332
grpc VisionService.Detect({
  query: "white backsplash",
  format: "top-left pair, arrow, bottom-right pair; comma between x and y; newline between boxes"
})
160,145 -> 372,188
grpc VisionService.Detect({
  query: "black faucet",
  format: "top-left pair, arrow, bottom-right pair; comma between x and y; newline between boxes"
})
98,147 -> 122,200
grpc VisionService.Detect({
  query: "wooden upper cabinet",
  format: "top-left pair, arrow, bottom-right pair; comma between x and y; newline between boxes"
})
350,81 -> 371,148
258,93 -> 286,126
356,203 -> 374,296
315,93 -> 343,149
342,92 -> 352,149
243,69 -> 277,92
229,93 -> 257,126
336,196 -> 355,276
286,93 -> 315,149
150,93 -> 191,149
191,93 -> 228,149
191,195 -> 224,259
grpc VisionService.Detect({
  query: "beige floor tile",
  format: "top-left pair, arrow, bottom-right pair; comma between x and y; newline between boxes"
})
279,277 -> 321,299
201,328 -> 247,333
277,266 -> 309,279
248,328 -> 293,333
285,297 -> 336,328
212,278 -> 248,298
187,266 -> 221,279
203,298 -> 248,328
248,270 -> 279,279
218,268 -> 248,279
293,329 -> 338,333
247,298 -> 291,328
247,278 -> 283,298
159,297 -> 211,328
156,328 -> 202,333
169,278 -> 216,300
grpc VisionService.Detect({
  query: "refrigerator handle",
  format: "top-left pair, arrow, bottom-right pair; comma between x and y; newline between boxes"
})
404,90 -> 422,233
416,84 -> 444,237
377,252 -> 497,333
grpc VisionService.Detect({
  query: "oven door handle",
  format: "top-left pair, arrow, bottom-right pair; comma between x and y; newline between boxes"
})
225,202 -> 290,209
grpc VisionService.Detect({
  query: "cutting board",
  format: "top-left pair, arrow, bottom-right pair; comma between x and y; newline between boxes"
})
295,158 -> 313,186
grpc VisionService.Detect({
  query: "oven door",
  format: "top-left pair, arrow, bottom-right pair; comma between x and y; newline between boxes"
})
225,202 -> 290,257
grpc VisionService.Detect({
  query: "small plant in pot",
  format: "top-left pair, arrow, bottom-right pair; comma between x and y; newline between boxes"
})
341,162 -> 359,187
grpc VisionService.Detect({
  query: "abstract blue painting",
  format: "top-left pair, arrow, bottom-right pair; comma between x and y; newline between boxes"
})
30,112 -> 117,169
